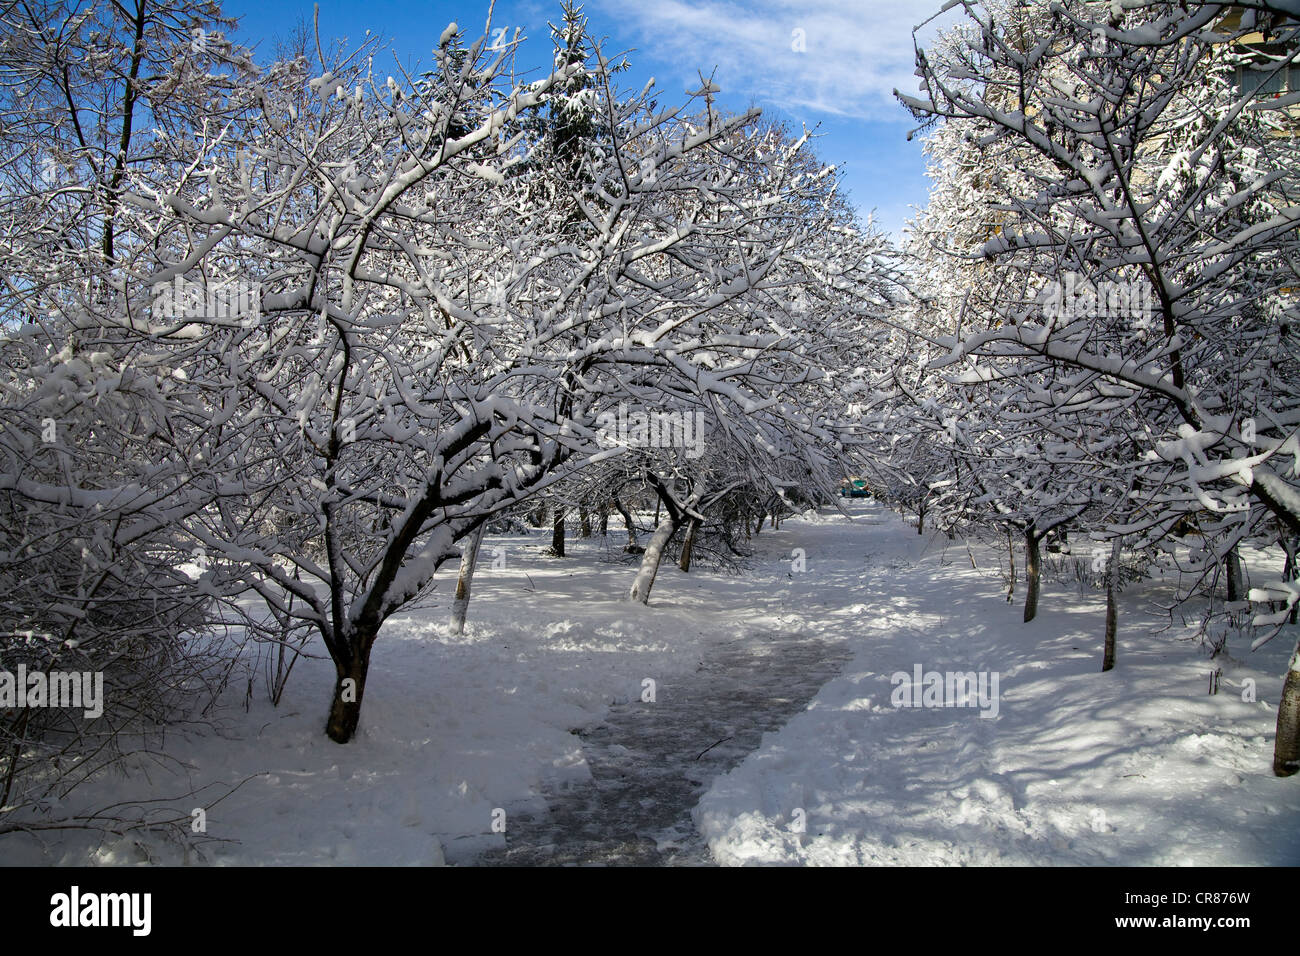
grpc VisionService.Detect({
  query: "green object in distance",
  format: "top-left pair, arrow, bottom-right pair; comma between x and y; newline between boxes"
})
839,477 -> 870,498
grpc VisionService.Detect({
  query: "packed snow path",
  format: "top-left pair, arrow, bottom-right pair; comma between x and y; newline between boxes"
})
472,631 -> 850,866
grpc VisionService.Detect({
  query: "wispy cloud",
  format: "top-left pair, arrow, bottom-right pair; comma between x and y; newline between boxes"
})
592,0 -> 949,122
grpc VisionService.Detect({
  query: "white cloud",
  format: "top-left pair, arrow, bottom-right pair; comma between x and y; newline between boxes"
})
594,0 -> 950,121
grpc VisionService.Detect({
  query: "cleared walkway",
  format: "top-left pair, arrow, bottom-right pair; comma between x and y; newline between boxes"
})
474,630 -> 849,865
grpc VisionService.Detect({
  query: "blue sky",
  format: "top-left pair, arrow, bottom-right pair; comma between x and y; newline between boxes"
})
222,0 -> 952,237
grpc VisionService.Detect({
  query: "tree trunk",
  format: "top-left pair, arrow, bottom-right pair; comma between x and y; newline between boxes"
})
1225,545 -> 1244,603
325,641 -> 374,744
1006,529 -> 1016,602
1023,528 -> 1041,623
917,502 -> 925,535
530,501 -> 546,528
1275,637 -> 1300,776
551,509 -> 566,557
1102,536 -> 1121,672
450,525 -> 485,636
613,498 -> 637,550
579,507 -> 592,538
629,515 -> 682,604
1284,536 -> 1299,625
629,480 -> 699,604
598,506 -> 609,536
679,518 -> 700,572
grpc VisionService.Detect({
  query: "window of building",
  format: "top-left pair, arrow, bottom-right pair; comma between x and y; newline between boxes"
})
1236,62 -> 1296,96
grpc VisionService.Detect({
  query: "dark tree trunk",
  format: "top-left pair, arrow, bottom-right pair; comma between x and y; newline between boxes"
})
1225,545 -> 1244,603
325,640 -> 374,744
1284,536 -> 1299,625
1102,537 -> 1120,671
1023,528 -> 1041,623
530,501 -> 546,528
1006,529 -> 1016,603
579,507 -> 591,538
598,506 -> 609,536
679,518 -> 700,572
551,510 -> 566,557
613,498 -> 637,550
1275,642 -> 1300,776
1102,584 -> 1118,672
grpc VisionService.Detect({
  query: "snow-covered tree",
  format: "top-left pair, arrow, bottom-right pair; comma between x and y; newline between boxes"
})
42,7 -> 899,743
901,0 -> 1300,773
0,0 -> 258,832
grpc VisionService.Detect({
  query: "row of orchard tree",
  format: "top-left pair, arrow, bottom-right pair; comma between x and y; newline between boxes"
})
3,0 -> 1296,847
875,0 -> 1300,775
0,0 -> 903,825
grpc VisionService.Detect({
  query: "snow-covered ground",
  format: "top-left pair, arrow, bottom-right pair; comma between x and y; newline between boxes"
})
5,500 -> 1298,866
694,503 -> 1300,865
